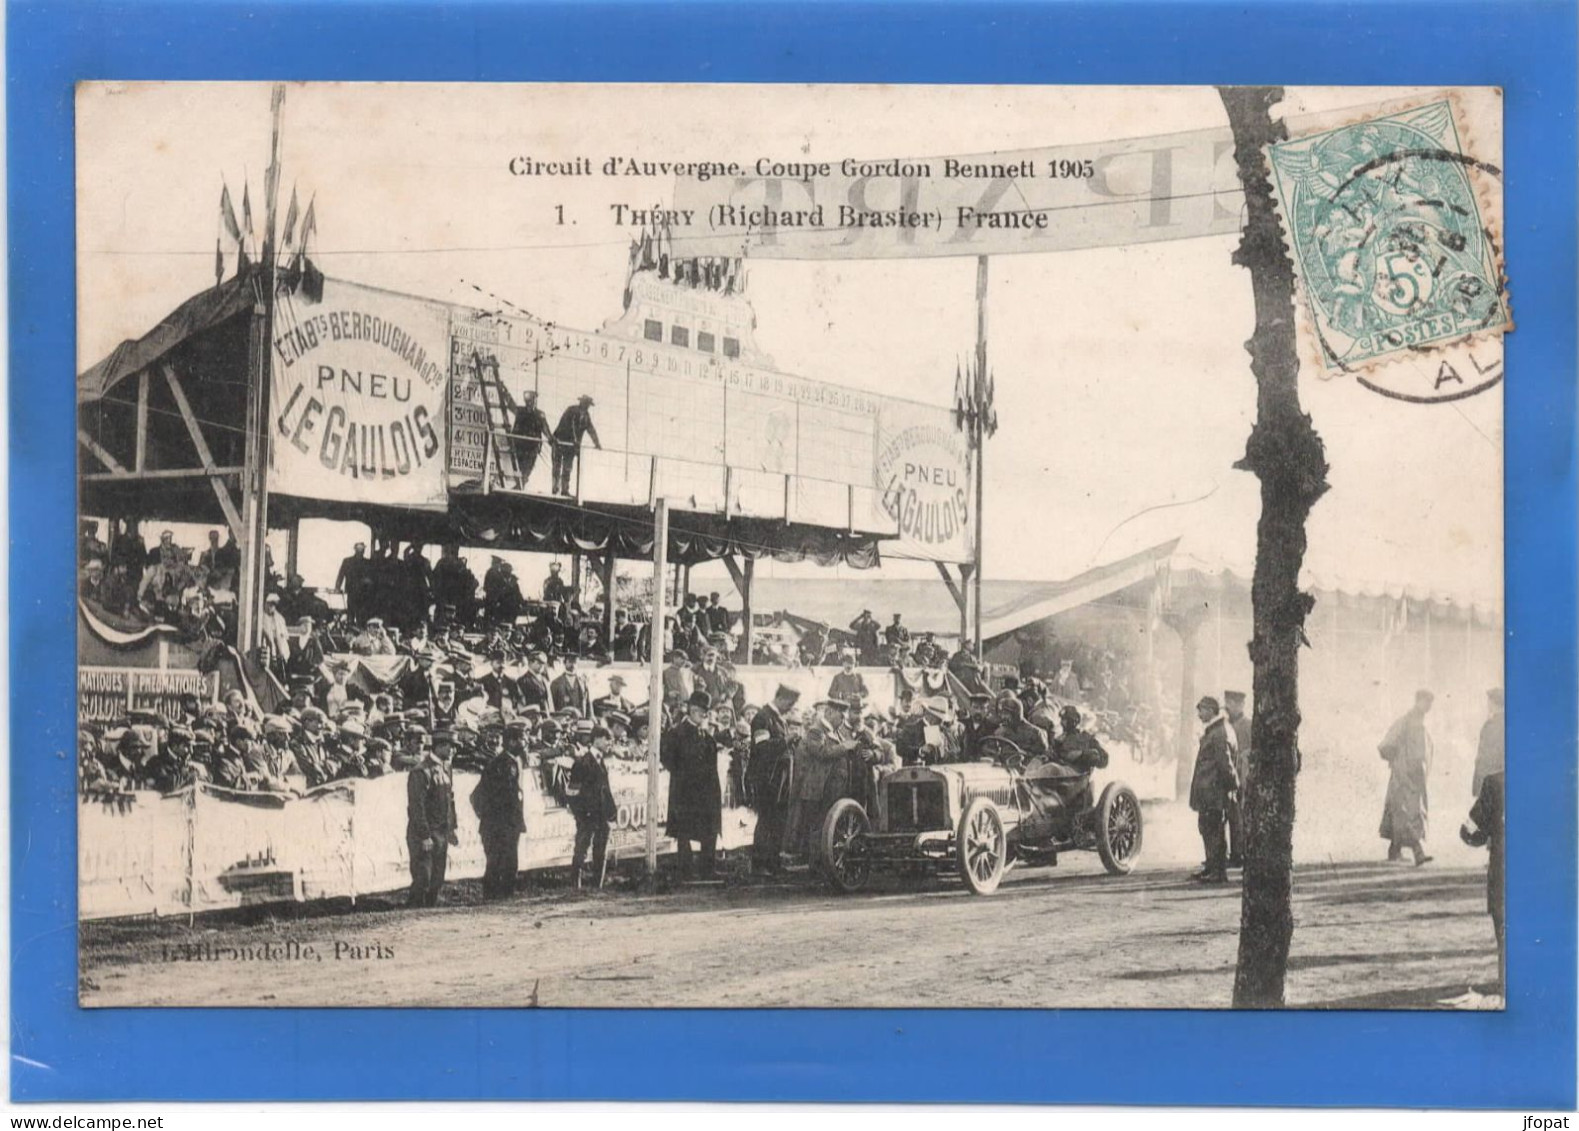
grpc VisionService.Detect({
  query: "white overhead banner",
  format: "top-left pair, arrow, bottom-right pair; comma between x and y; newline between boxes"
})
269,278 -> 451,508
669,125 -> 1243,260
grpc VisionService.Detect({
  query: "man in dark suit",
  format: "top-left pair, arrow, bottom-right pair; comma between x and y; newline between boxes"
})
1189,696 -> 1239,884
505,388 -> 551,490
662,691 -> 723,881
335,542 -> 370,623
514,650 -> 553,713
479,651 -> 511,711
706,593 -> 732,636
747,683 -> 800,876
568,723 -> 618,888
406,726 -> 459,907
550,653 -> 592,718
473,720 -> 528,900
551,394 -> 602,495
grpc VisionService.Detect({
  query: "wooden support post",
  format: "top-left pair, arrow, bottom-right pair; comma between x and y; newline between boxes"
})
972,255 -> 989,657
936,561 -> 971,655
645,498 -> 670,889
722,554 -> 755,663
602,552 -> 617,652
163,365 -> 244,539
285,519 -> 300,582
78,430 -> 127,474
571,552 -> 583,603
135,370 -> 150,472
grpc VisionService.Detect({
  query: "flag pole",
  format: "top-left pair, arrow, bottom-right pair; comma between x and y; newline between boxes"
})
972,255 -> 988,657
237,83 -> 287,654
645,497 -> 670,890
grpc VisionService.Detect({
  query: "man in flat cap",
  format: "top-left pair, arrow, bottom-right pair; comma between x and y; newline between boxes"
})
1189,696 -> 1239,884
407,725 -> 460,907
248,715 -> 304,793
551,393 -> 602,496
662,690 -> 723,881
473,720 -> 529,900
503,385 -> 551,491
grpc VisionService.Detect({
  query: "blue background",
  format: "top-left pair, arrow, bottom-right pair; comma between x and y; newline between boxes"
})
10,0 -> 1576,1107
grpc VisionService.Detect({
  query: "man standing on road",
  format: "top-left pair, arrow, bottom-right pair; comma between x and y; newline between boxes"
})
1189,696 -> 1238,884
568,723 -> 617,889
406,726 -> 459,907
747,683 -> 799,877
663,690 -> 724,882
1223,690 -> 1252,867
551,394 -> 602,495
1378,689 -> 1435,867
473,720 -> 528,900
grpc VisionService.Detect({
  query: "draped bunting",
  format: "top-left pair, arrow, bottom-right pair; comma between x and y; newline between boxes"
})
445,499 -> 883,568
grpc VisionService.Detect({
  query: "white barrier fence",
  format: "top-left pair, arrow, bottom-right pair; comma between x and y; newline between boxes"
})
79,762 -> 757,921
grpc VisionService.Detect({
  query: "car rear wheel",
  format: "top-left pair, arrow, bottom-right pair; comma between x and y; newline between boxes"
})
820,799 -> 871,893
956,797 -> 1007,895
1096,783 -> 1143,874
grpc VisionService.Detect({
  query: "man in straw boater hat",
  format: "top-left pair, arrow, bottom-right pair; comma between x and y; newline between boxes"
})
662,690 -> 724,882
747,683 -> 802,876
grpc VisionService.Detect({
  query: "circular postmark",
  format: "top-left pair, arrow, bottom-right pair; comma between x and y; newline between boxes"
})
1269,100 -> 1509,402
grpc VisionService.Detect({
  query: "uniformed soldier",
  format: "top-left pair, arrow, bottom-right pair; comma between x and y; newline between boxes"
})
406,725 -> 460,907
473,720 -> 529,900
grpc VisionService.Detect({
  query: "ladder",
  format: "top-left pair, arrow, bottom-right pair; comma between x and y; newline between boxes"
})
471,351 -> 522,491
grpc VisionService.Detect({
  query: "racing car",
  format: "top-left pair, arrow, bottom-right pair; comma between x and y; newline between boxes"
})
817,736 -> 1143,895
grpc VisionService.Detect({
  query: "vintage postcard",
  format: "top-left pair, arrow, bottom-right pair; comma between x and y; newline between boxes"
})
74,82 -> 1504,1009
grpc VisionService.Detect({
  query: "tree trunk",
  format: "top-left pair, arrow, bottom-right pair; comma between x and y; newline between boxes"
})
1218,86 -> 1331,1008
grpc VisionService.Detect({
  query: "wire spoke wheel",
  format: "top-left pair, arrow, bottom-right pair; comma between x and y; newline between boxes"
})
1096,783 -> 1144,875
819,799 -> 871,893
956,797 -> 1007,895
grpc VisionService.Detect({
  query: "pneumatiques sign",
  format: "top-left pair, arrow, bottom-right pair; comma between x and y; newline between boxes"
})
270,278 -> 450,509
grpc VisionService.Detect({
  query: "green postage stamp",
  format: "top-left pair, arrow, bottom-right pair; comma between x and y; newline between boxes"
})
1267,96 -> 1510,374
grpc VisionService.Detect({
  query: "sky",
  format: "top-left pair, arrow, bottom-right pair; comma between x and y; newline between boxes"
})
76,83 -> 1503,606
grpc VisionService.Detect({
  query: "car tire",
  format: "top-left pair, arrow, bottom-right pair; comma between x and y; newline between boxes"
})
819,799 -> 871,894
1095,782 -> 1143,875
956,796 -> 1007,895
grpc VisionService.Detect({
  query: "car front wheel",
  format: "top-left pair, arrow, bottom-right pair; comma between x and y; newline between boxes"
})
956,797 -> 1008,895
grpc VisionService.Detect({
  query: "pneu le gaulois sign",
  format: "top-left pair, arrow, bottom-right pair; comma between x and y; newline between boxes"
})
269,277 -> 451,509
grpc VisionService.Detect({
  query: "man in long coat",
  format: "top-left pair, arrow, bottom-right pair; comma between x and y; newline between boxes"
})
784,698 -> 866,860
1189,696 -> 1239,884
473,720 -> 528,900
1379,690 -> 1435,866
662,690 -> 723,880
746,684 -> 800,876
406,727 -> 459,907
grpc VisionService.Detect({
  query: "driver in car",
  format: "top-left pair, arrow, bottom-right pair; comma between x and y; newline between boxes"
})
991,695 -> 1049,760
1051,706 -> 1110,773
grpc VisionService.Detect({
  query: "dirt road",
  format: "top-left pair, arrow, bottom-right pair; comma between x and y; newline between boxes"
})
81,841 -> 1499,1009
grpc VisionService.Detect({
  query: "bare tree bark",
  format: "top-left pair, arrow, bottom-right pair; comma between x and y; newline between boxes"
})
1218,86 -> 1331,1008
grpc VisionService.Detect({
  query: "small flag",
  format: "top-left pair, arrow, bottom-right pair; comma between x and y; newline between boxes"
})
242,184 -> 254,236
214,237 -> 224,287
219,184 -> 242,243
281,187 -> 300,250
300,196 -> 317,248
